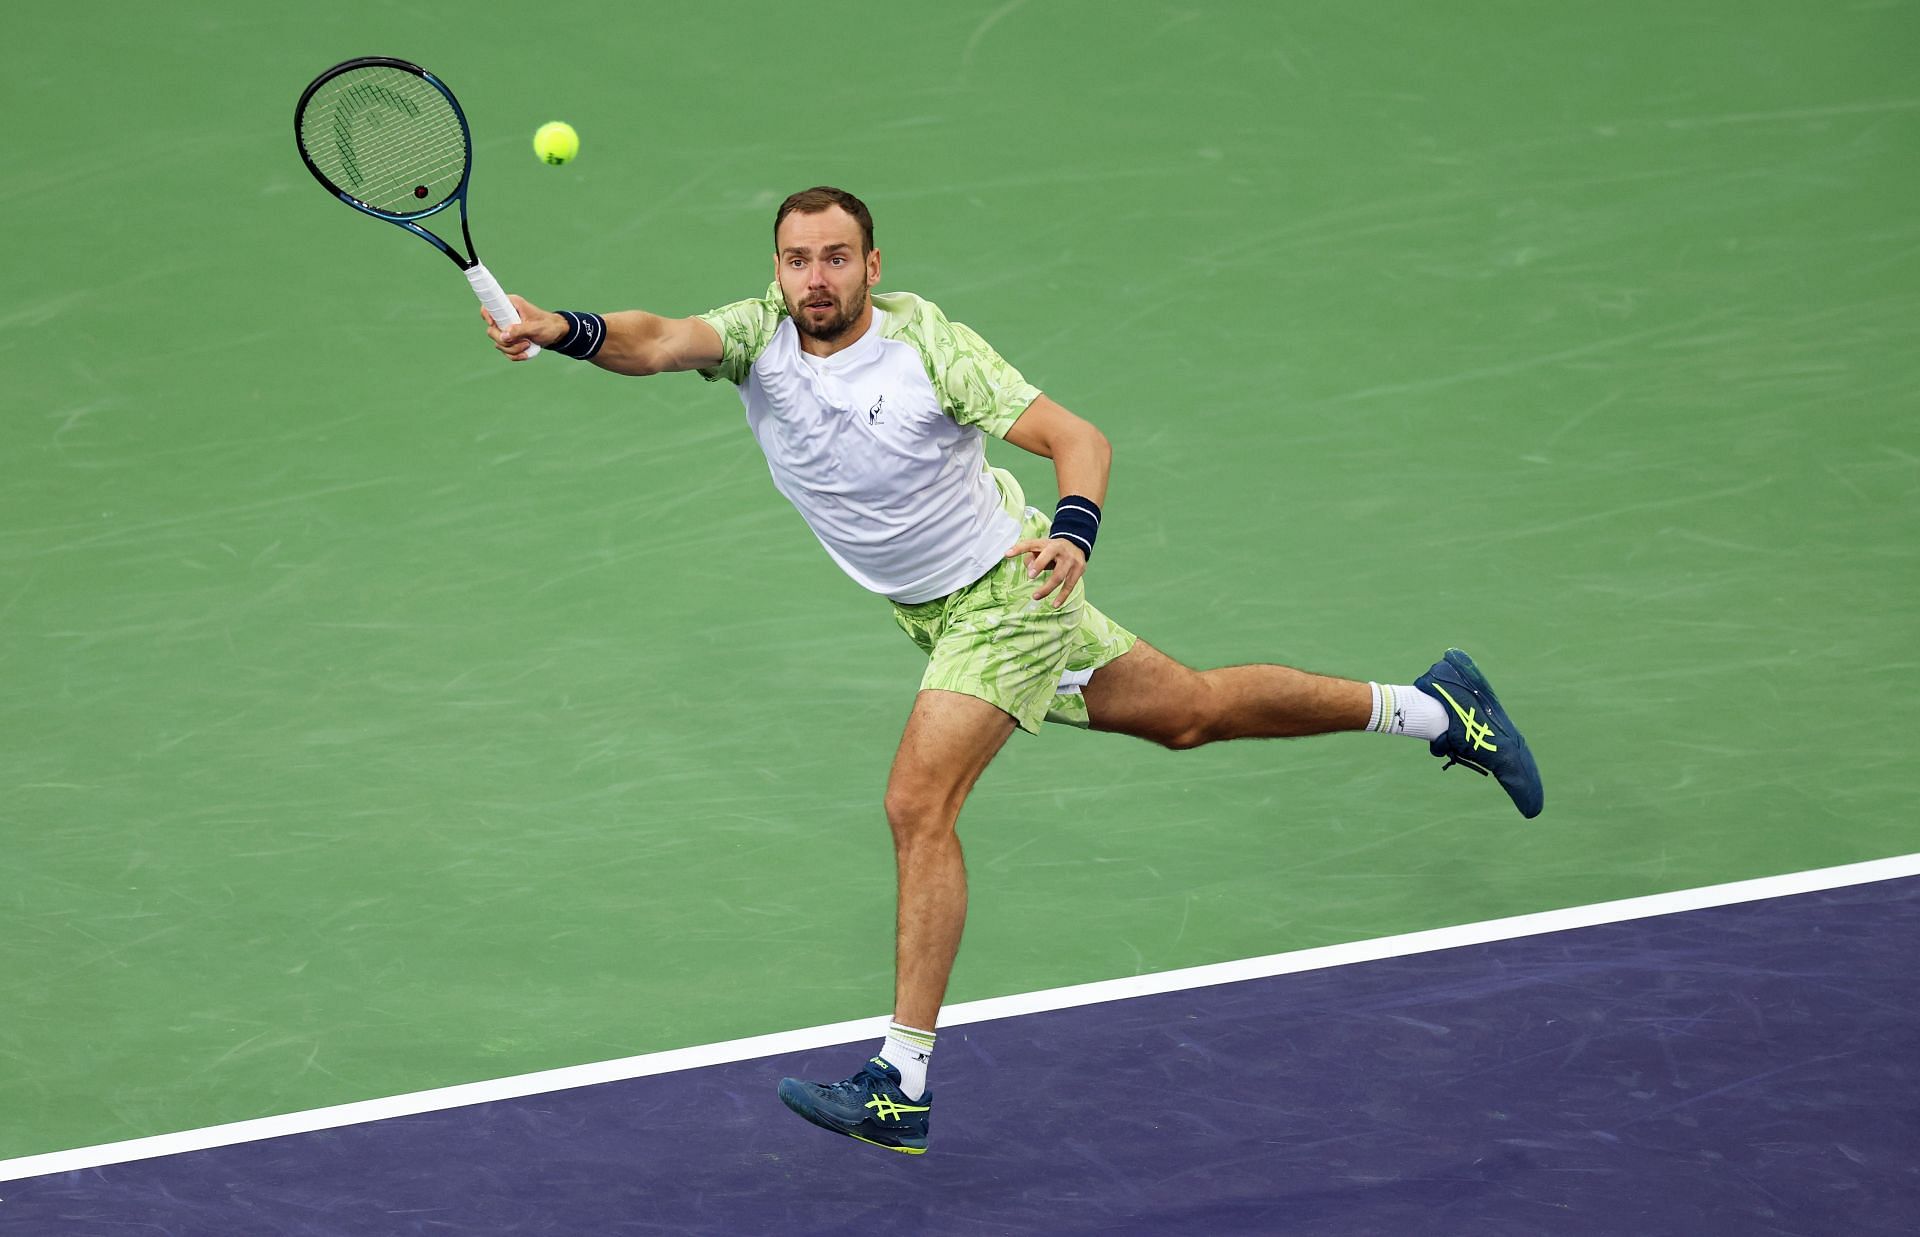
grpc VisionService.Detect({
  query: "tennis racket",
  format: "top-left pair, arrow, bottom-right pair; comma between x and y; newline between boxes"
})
294,56 -> 538,356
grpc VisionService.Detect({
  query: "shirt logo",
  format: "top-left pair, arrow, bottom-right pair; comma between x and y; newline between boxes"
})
868,395 -> 885,424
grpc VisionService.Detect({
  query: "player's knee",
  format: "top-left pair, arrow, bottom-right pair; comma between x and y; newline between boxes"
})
883,782 -> 954,842
1158,711 -> 1219,750
1155,674 -> 1221,750
1158,721 -> 1211,751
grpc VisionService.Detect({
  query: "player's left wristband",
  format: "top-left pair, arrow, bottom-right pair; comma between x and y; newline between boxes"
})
1050,495 -> 1101,560
552,311 -> 606,360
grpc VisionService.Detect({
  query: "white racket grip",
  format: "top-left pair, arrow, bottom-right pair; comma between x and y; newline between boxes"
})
466,263 -> 541,358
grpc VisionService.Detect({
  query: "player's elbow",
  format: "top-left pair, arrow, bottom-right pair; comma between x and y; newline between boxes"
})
1075,422 -> 1112,472
603,337 -> 679,377
594,353 -> 657,377
595,312 -> 679,376
620,350 -> 667,377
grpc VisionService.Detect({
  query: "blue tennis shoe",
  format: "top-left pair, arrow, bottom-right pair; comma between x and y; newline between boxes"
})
778,1057 -> 932,1154
1414,648 -> 1544,819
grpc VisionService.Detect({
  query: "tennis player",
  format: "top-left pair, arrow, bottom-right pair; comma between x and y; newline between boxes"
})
482,186 -> 1543,1155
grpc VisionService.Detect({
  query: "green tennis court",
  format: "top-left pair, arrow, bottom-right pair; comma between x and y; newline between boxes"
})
4,0 -> 1916,1178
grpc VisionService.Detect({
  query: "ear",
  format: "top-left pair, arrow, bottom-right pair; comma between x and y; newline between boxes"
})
867,247 -> 882,287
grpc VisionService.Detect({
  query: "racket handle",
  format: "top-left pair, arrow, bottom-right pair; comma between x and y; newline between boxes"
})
466,263 -> 542,358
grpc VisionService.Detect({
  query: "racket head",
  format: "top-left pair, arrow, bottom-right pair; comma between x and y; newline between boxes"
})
295,57 -> 473,224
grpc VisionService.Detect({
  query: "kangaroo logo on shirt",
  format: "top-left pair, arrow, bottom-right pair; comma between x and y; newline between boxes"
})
868,395 -> 885,424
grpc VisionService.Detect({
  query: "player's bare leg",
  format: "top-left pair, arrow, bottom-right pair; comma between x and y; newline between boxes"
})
777,688 -> 1013,1153
884,688 -> 1016,1028
1084,639 -> 1544,817
1082,639 -> 1371,746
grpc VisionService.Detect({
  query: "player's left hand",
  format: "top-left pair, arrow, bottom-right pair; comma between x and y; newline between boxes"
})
1004,537 -> 1087,608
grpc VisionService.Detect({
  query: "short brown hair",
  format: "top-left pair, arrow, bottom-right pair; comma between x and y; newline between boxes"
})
774,186 -> 875,254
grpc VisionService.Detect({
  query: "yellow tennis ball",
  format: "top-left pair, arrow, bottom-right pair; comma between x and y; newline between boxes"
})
533,121 -> 579,166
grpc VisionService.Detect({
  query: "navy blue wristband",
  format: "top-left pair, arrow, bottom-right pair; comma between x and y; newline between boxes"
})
552,311 -> 606,360
1049,495 -> 1101,560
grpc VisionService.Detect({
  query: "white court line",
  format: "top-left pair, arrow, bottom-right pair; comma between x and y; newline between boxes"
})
4,852 -> 1916,1184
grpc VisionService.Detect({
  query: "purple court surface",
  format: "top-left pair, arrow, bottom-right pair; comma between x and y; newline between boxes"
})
7,876 -> 1915,1236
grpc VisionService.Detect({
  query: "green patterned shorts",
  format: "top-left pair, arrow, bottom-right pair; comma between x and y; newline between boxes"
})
890,507 -> 1138,733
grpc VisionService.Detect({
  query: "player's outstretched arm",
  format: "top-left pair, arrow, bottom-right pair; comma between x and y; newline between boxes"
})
482,295 -> 723,375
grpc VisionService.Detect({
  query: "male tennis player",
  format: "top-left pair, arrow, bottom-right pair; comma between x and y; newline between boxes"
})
482,186 -> 1543,1155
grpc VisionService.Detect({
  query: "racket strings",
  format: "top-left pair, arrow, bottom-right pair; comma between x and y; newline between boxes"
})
300,67 -> 467,215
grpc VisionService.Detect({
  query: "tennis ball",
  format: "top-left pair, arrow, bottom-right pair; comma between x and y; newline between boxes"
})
534,121 -> 579,166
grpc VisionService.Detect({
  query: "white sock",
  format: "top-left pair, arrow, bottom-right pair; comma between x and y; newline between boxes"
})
1367,682 -> 1448,740
879,1022 -> 936,1100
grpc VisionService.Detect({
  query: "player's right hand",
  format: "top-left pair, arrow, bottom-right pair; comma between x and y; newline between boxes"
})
482,294 -> 565,361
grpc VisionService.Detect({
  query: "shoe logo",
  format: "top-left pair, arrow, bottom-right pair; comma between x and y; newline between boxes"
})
865,1093 -> 932,1124
1432,684 -> 1498,753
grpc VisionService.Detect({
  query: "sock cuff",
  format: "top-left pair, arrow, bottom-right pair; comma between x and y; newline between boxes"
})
888,1022 -> 936,1050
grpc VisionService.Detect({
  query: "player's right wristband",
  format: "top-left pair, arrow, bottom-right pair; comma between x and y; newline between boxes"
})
1049,495 -> 1101,560
551,311 -> 606,360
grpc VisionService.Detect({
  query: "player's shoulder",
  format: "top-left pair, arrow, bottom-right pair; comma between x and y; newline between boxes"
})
694,282 -> 792,382
875,289 -> 944,336
879,291 -> 980,367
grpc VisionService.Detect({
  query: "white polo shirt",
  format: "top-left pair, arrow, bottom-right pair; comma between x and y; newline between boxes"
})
697,286 -> 1041,604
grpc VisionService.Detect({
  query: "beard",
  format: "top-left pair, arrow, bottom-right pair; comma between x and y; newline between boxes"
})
789,285 -> 868,344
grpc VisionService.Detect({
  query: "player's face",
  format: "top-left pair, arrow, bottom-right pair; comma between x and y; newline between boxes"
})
775,207 -> 881,347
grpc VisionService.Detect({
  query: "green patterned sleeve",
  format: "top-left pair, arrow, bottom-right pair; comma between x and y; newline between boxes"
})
886,293 -> 1040,437
694,282 -> 786,384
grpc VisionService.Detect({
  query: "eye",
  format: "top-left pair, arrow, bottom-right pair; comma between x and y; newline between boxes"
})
830,255 -> 846,266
